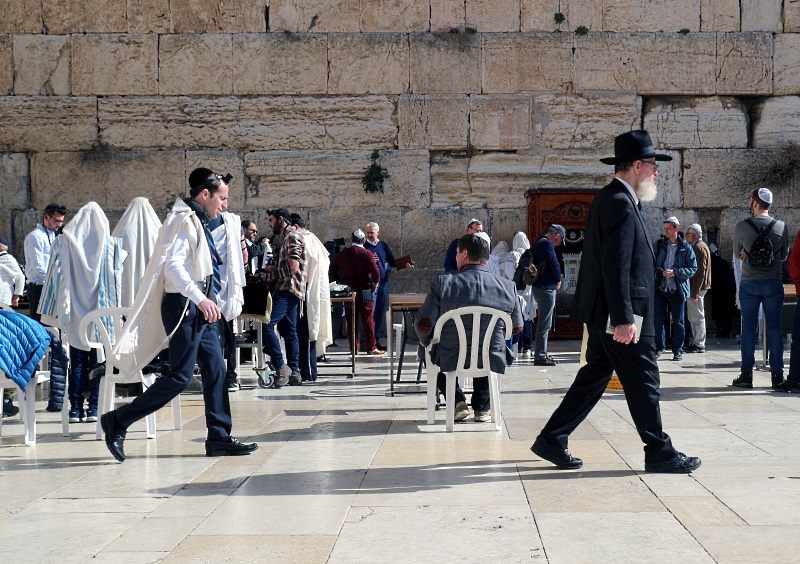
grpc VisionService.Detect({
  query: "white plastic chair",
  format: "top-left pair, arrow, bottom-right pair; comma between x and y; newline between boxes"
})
79,307 -> 181,440
0,304 -> 70,444
234,317 -> 265,369
424,306 -> 513,432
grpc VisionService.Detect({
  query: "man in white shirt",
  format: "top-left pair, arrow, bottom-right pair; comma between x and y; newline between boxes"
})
24,203 -> 66,322
0,236 -> 25,307
100,168 -> 256,463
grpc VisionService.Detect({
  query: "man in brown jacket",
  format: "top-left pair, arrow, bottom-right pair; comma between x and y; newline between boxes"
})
329,229 -> 383,355
685,224 -> 712,353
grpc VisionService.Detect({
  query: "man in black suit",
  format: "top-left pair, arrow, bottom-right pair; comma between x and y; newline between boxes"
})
530,130 -> 701,474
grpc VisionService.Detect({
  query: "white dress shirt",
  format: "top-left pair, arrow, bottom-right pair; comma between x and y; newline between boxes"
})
24,224 -> 56,285
0,251 -> 25,305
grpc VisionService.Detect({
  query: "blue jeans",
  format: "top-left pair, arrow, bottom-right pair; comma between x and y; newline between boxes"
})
68,348 -> 100,413
373,279 -> 390,343
654,290 -> 686,355
740,279 -> 784,373
789,297 -> 800,384
532,288 -> 556,361
263,290 -> 300,371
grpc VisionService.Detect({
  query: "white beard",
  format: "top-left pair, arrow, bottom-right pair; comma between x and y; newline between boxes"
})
636,177 -> 658,202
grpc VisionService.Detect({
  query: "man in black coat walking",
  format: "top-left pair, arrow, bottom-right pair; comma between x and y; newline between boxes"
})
531,130 -> 701,474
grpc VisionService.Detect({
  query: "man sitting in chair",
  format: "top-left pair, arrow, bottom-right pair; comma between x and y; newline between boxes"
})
416,233 -> 522,422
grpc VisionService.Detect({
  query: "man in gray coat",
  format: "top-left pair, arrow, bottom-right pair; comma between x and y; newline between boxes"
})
416,234 -> 523,423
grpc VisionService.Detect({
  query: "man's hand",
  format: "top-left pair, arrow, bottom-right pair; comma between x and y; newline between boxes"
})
690,297 -> 699,303
417,318 -> 432,335
11,295 -> 19,307
197,298 -> 221,323
613,323 -> 638,345
556,280 -> 562,290
662,268 -> 675,278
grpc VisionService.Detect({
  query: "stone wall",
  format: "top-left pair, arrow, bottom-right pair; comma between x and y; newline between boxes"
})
2,0 -> 800,293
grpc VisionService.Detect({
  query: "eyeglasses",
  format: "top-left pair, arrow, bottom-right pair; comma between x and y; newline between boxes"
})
248,228 -> 258,234
641,160 -> 658,171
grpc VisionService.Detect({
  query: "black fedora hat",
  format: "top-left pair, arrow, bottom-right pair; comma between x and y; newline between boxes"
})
600,130 -> 673,165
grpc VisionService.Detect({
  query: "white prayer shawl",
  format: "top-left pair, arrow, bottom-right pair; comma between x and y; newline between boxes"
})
39,202 -> 125,349
302,230 -> 333,351
512,231 -> 536,321
491,240 -> 519,282
0,252 -> 25,305
110,199 -> 213,374
112,197 -> 162,309
210,211 -> 245,321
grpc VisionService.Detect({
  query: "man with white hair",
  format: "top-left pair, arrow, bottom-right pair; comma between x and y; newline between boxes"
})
731,188 -> 789,390
684,224 -> 711,353
364,221 -> 397,348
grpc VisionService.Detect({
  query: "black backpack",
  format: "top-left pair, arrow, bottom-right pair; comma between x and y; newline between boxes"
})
744,217 -> 778,269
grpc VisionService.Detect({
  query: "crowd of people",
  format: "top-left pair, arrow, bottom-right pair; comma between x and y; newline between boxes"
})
1,129 -> 799,473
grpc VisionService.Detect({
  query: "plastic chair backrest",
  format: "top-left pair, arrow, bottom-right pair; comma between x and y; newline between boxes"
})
430,306 -> 513,377
78,307 -> 131,366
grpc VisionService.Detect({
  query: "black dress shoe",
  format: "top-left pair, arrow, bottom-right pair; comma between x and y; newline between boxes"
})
531,437 -> 583,469
644,452 -> 701,474
533,358 -> 557,367
100,411 -> 127,463
773,380 -> 800,393
205,437 -> 259,457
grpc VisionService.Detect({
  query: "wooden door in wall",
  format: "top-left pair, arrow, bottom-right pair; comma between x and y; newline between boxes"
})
526,188 -> 599,340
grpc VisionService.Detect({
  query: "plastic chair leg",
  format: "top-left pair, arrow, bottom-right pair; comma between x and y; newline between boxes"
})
172,396 -> 182,430
23,386 -> 37,445
445,374 -> 457,433
489,372 -> 502,432
426,367 -> 437,425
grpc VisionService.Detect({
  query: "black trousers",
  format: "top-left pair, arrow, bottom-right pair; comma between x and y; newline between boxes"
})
537,326 -> 676,463
297,301 -> 318,381
27,283 -> 43,323
437,372 -> 490,412
116,293 -> 232,441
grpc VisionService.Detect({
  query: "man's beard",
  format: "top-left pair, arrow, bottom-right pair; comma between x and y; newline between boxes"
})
636,177 -> 658,202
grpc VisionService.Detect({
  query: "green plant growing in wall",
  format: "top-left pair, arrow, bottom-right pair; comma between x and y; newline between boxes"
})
465,27 -> 477,34
679,28 -> 690,35
554,13 -> 565,25
575,25 -> 588,36
362,151 -> 389,194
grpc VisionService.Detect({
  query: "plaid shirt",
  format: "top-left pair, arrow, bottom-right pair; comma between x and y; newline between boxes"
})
272,226 -> 308,299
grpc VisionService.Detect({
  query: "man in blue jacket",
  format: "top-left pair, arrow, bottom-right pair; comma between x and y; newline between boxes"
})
531,225 -> 566,366
653,217 -> 697,362
364,221 -> 396,349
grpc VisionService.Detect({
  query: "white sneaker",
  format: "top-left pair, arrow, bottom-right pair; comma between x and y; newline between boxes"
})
454,401 -> 470,422
474,411 -> 491,423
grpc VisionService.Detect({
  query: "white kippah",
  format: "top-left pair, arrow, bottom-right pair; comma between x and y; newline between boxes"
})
689,223 -> 702,237
757,187 -> 773,204
353,229 -> 365,239
475,232 -> 491,246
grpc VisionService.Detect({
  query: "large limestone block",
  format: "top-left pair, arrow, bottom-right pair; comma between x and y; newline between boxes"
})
531,92 -> 641,150
72,34 -> 157,96
171,0 -> 266,32
160,34 -> 233,96
245,150 -> 430,209
400,208 -> 490,269
30,151 -> 186,210
773,34 -> 800,96
493,207 -> 529,250
186,150 -> 245,210
2,0 -> 42,33
398,94 -> 469,150
431,0 -> 465,32
409,33 -> 481,94
0,36 -> 11,95
233,33 -> 327,95
42,0 -> 127,33
643,97 -> 748,149
0,154 -> 29,210
12,35 -> 70,95
787,0 -> 800,33
521,0 -> 561,32
752,97 -> 800,148
361,0 -> 429,31
716,33 -> 772,95
430,153 -> 470,208
682,149 -> 777,208
328,34 -> 409,95
470,95 -> 531,150
308,208 -> 402,249
741,0 -> 782,32
0,96 -> 97,151
237,96 -> 397,149
465,153 -> 611,208
269,0 -> 360,32
563,0 -> 603,32
574,33 -> 716,95
127,0 -> 172,33
700,0 -> 739,31
466,0 -> 520,32
482,33 -> 572,93
603,0 -> 699,32
98,97 -> 240,149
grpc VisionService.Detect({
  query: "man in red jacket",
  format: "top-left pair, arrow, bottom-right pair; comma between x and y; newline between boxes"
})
776,226 -> 800,392
329,230 -> 384,355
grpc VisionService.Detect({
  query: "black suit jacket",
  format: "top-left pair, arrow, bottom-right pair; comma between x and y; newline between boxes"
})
571,178 -> 656,338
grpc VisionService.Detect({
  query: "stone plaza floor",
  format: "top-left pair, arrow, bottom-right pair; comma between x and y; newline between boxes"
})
1,337 -> 799,563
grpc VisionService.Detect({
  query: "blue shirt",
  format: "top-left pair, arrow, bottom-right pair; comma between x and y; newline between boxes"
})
364,240 -> 396,281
